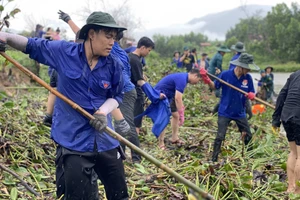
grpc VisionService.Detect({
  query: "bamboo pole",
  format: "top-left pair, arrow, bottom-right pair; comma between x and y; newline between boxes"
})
207,72 -> 275,110
0,52 -> 215,200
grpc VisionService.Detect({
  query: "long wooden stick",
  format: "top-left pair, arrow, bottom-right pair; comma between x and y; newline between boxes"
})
207,72 -> 275,110
1,52 -> 214,200
0,163 -> 39,196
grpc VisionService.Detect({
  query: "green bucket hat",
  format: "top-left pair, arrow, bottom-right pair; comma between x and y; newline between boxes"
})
231,42 -> 246,53
78,11 -> 127,40
230,53 -> 260,70
217,45 -> 231,53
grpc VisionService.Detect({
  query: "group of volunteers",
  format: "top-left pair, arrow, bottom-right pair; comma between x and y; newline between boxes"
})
171,47 -> 209,71
0,7 -> 299,199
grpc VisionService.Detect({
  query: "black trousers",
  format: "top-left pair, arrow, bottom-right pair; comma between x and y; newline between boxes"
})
55,146 -> 128,200
119,89 -> 141,162
216,116 -> 252,143
212,116 -> 252,161
133,90 -> 145,128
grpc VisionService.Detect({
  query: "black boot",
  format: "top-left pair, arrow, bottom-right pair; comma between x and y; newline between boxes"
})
244,135 -> 253,151
245,100 -> 252,120
212,140 -> 222,162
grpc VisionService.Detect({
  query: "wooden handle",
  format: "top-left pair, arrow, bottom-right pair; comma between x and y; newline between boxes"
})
207,72 -> 275,110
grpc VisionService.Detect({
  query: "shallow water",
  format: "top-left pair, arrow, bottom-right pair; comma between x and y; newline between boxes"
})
250,72 -> 292,93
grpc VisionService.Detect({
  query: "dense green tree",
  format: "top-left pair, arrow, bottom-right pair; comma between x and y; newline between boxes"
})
153,32 -> 208,58
225,2 -> 300,63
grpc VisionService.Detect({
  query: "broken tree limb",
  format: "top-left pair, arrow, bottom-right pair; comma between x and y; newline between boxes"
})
0,163 -> 39,196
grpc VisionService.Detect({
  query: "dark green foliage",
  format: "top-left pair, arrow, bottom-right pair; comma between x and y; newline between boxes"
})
153,32 -> 208,58
225,2 -> 300,64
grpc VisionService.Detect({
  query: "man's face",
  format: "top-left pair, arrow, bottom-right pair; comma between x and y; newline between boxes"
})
189,74 -> 201,84
236,66 -> 250,76
90,29 -> 117,56
140,46 -> 152,57
261,72 -> 266,77
242,68 -> 250,75
202,55 -> 207,60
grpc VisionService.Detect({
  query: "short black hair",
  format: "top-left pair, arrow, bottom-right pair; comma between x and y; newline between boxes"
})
191,48 -> 197,53
116,31 -> 124,41
137,36 -> 155,49
173,51 -> 180,57
189,68 -> 201,77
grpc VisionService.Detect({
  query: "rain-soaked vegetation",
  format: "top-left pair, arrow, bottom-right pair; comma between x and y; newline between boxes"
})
0,53 -> 298,200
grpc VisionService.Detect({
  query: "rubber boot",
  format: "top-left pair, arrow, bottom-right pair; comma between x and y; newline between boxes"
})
212,140 -> 222,162
245,100 -> 252,120
244,135 -> 253,151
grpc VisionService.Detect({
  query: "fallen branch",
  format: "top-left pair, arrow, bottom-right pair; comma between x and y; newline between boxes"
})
0,163 -> 39,196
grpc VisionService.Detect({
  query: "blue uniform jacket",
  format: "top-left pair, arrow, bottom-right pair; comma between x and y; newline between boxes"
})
25,38 -> 124,152
215,70 -> 255,119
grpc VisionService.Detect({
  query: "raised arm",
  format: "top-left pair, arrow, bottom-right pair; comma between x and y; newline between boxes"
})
58,10 -> 80,34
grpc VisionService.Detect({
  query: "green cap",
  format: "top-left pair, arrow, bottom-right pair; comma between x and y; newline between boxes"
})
230,53 -> 260,70
217,45 -> 231,53
78,11 -> 127,40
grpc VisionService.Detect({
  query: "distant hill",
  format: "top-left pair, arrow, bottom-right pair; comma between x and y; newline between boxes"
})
187,4 -> 272,37
134,4 -> 272,41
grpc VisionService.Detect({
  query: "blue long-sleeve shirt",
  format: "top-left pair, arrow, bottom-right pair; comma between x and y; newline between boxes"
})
229,52 -> 241,70
111,42 -> 135,93
215,70 -> 254,119
25,38 -> 124,152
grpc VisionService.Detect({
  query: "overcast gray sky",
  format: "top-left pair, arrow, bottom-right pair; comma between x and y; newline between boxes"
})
4,0 -> 298,39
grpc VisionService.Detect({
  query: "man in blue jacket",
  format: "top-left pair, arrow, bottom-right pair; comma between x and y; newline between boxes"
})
58,10 -> 142,164
202,53 -> 257,162
212,42 -> 252,119
0,11 -> 129,200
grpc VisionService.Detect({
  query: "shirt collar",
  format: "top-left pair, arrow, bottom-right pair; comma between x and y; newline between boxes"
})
79,42 -> 110,68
